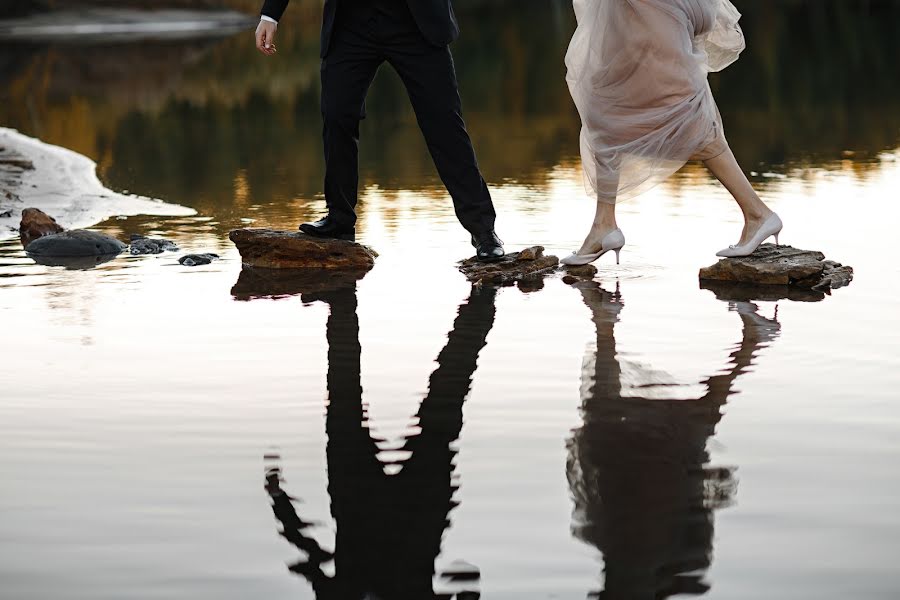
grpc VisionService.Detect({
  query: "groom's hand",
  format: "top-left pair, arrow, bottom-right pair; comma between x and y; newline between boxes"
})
256,20 -> 278,56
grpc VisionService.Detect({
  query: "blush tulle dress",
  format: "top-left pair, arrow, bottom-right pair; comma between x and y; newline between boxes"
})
565,0 -> 746,202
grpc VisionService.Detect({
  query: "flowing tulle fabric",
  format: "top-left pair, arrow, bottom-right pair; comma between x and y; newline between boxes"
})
565,0 -> 746,202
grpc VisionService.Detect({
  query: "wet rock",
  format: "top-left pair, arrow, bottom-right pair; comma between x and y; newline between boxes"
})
229,229 -> 378,270
516,246 -> 542,261
563,264 -> 599,278
816,260 -> 854,292
231,265 -> 372,301
458,246 -> 559,285
19,207 -> 65,248
179,253 -> 219,267
129,235 -> 179,255
561,263 -> 599,285
25,229 -> 126,257
699,244 -> 853,292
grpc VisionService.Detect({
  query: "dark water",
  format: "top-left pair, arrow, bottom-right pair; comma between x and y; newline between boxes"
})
2,2 -> 900,598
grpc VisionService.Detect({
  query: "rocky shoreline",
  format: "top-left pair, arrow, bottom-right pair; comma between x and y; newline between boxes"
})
0,128 -> 195,241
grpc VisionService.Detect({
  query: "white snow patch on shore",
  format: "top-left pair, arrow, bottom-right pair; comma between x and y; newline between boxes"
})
0,127 -> 195,240
0,9 -> 255,43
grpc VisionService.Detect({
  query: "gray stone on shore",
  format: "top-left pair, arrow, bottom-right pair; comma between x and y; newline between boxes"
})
699,244 -> 853,293
179,253 -> 219,267
229,229 -> 378,270
130,235 -> 179,255
18,207 -> 124,268
459,246 -> 559,286
26,229 -> 126,257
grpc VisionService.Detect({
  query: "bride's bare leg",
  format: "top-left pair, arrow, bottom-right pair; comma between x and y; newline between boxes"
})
577,197 -> 619,255
704,147 -> 774,245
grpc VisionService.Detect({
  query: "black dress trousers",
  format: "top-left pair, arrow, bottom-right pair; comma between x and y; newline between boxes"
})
320,0 -> 496,235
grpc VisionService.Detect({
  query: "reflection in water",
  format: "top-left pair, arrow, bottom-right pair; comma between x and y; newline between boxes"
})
230,265 -> 372,300
567,283 -> 781,598
266,283 -> 497,599
26,251 -> 121,270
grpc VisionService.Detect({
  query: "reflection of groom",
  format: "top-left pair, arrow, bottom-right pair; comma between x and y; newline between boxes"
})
267,284 -> 496,598
256,0 -> 505,260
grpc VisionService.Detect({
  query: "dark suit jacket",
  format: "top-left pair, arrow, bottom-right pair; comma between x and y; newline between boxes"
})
261,0 -> 460,57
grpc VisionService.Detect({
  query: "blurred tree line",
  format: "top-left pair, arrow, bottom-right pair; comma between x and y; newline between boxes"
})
1,0 -> 898,216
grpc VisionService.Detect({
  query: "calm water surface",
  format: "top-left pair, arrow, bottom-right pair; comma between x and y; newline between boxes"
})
2,2 -> 900,598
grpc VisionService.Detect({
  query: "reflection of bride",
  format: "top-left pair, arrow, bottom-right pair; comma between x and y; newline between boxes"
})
562,0 -> 783,265
567,282 -> 780,598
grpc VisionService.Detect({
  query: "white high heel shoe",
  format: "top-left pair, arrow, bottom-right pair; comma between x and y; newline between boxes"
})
716,213 -> 783,258
561,228 -> 626,266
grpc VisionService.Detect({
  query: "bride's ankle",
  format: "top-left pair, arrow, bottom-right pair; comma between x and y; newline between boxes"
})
745,208 -> 774,224
579,225 -> 619,254
590,222 -> 619,236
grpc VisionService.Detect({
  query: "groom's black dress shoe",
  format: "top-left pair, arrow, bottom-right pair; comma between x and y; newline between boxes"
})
471,230 -> 505,262
299,216 -> 356,242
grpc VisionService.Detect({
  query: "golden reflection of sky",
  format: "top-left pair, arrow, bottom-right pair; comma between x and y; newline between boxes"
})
2,149 -> 898,402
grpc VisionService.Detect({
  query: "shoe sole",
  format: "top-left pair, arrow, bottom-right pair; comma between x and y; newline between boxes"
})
299,226 -> 355,242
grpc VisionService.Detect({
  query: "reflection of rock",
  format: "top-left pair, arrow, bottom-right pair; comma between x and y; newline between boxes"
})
699,244 -> 853,292
19,207 -> 64,248
229,229 -> 378,270
700,280 -> 826,303
25,229 -> 126,257
458,246 -> 558,285
28,253 -> 120,270
129,235 -> 178,255
231,266 -> 372,301
179,253 -> 219,267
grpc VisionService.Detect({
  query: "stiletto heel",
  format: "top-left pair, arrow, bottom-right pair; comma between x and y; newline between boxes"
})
775,232 -> 780,246
716,213 -> 783,258
561,228 -> 626,266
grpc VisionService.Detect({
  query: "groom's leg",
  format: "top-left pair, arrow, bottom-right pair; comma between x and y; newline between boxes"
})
321,28 -> 382,229
388,45 -> 497,236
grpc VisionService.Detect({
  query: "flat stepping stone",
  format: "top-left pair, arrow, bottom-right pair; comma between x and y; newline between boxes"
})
699,244 -> 853,293
458,246 -> 559,285
229,229 -> 377,270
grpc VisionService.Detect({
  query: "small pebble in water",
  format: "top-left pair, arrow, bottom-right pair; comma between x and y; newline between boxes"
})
179,253 -> 219,267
